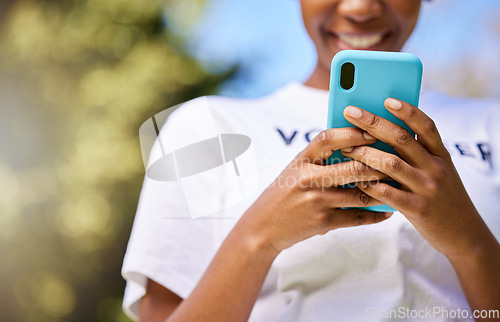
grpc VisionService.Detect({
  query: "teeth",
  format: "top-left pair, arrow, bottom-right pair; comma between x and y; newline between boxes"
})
338,34 -> 383,49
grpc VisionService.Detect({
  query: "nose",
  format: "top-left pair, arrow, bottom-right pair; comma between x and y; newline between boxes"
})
337,0 -> 383,23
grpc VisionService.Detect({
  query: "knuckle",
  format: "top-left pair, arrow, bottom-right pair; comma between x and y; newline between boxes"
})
394,127 -> 412,145
384,157 -> 403,172
414,198 -> 430,216
422,119 -> 438,136
316,211 -> 331,226
422,177 -> 439,198
427,182 -> 439,198
317,129 -> 332,147
356,146 -> 368,158
378,184 -> 391,199
305,190 -> 322,203
428,159 -> 446,182
349,161 -> 366,176
407,105 -> 418,118
354,211 -> 364,226
366,114 -> 381,128
297,174 -> 313,190
358,192 -> 371,206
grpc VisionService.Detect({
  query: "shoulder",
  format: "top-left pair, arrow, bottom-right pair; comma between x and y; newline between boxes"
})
157,83 -> 307,138
167,82 -> 318,121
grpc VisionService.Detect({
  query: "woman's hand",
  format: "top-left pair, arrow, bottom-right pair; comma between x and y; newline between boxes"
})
164,127 -> 392,322
339,98 -> 492,260
239,127 -> 391,255
339,98 -> 500,315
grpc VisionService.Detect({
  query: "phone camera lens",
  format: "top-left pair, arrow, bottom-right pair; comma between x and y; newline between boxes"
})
340,62 -> 355,90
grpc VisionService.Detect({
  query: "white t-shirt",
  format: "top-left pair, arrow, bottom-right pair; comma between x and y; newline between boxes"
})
121,83 -> 500,321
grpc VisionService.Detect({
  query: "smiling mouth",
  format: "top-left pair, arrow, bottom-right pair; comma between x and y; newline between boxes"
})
332,32 -> 389,50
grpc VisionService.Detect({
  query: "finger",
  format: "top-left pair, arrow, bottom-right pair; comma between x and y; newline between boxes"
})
323,208 -> 391,230
317,187 -> 385,208
343,105 -> 430,168
357,181 -> 424,218
341,146 -> 425,192
299,127 -> 377,163
384,98 -> 448,157
305,160 -> 389,188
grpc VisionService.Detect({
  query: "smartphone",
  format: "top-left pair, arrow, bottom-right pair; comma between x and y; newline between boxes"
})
326,50 -> 423,212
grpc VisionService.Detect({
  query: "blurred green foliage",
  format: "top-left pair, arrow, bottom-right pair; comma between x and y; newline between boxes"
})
0,0 -> 232,320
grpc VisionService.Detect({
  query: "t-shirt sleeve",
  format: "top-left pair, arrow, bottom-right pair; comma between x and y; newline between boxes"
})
121,97 -> 240,320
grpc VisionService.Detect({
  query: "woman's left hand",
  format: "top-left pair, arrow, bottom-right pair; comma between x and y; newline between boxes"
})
340,98 -> 488,260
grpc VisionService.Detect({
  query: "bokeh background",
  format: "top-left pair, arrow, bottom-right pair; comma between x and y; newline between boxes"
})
0,0 -> 499,321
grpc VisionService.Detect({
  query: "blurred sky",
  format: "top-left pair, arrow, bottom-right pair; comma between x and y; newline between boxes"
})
166,0 -> 500,98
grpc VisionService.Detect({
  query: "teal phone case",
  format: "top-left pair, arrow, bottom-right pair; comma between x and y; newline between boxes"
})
327,50 -> 423,212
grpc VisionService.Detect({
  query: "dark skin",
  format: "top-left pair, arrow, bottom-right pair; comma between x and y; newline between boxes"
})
342,100 -> 500,318
140,279 -> 181,320
304,0 -> 420,89
140,1 -> 500,321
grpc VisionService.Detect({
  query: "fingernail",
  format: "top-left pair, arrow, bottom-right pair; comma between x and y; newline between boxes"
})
386,98 -> 402,110
344,106 -> 363,119
341,147 -> 353,153
363,132 -> 376,140
385,212 -> 393,218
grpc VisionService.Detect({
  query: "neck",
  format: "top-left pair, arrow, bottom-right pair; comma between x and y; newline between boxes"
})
304,64 -> 330,90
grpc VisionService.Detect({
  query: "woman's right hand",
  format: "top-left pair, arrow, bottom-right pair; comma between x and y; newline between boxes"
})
238,127 -> 391,255
162,128 -> 391,322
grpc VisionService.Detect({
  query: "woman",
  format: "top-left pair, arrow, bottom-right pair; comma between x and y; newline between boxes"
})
122,0 -> 500,321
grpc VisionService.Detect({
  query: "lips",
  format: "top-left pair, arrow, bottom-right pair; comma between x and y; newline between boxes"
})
329,31 -> 390,50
